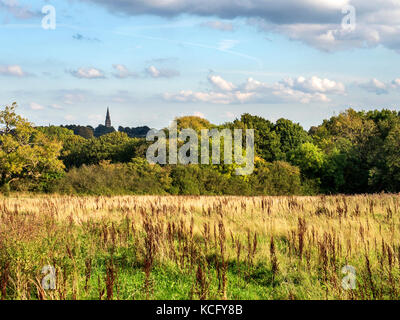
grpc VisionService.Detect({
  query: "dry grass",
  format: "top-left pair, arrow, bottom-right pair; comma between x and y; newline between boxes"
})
0,193 -> 399,300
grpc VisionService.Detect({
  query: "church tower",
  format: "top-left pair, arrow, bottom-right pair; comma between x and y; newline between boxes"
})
105,107 -> 111,128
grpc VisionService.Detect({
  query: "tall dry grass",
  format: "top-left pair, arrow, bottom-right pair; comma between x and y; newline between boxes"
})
0,193 -> 399,299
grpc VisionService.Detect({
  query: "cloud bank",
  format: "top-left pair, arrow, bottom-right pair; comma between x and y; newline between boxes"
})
78,0 -> 400,52
163,74 -> 346,104
358,77 -> 400,95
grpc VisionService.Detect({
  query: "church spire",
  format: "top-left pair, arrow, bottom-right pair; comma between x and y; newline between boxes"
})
105,107 -> 111,128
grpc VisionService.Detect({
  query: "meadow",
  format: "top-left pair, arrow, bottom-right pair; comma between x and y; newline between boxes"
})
0,193 -> 399,300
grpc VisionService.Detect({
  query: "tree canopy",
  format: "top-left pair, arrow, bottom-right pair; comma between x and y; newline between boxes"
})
2,102 -> 400,196
0,103 -> 64,190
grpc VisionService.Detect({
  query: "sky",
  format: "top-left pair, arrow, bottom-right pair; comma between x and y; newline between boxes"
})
1,0 -> 400,130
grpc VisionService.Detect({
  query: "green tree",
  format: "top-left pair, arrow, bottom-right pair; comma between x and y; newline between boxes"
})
310,109 -> 379,193
60,134 -> 87,168
37,126 -> 75,141
274,118 -> 309,157
62,125 -> 94,139
61,131 -> 146,169
228,114 -> 284,162
371,123 -> 400,192
0,103 -> 65,189
290,142 -> 325,177
175,116 -> 213,132
94,124 -> 115,137
250,161 -> 302,195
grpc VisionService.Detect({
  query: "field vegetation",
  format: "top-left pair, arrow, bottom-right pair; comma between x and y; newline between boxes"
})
0,194 -> 399,300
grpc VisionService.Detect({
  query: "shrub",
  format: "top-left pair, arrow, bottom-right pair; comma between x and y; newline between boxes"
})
53,159 -> 170,195
250,161 -> 302,195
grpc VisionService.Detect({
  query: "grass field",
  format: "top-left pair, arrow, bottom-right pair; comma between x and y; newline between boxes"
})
0,194 -> 399,300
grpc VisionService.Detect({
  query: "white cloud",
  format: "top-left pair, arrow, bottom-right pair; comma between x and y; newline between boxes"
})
69,67 -> 105,79
272,83 -> 331,103
164,74 -> 345,104
391,78 -> 400,88
164,90 -> 255,104
147,66 -> 160,77
165,89 -> 248,104
0,64 -> 28,77
242,77 -> 272,92
112,64 -> 137,78
281,76 -> 346,94
29,102 -> 45,110
208,74 -> 236,91
357,77 -> 400,94
247,3 -> 400,52
359,78 -> 388,95
146,65 -> 180,78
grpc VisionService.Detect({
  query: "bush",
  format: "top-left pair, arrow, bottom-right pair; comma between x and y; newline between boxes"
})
250,161 -> 302,195
52,160 -> 304,196
0,183 -> 10,196
168,165 -> 250,195
52,158 -> 171,195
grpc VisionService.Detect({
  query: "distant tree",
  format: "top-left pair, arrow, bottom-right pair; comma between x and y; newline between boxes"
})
94,124 -> 115,137
118,126 -> 151,138
62,125 -> 94,139
96,131 -> 140,163
61,131 -> 146,169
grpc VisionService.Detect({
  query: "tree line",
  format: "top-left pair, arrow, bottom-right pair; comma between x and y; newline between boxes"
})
60,124 -> 150,139
1,102 -> 400,195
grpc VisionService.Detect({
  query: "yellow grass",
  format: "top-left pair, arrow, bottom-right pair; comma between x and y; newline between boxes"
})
1,194 -> 399,299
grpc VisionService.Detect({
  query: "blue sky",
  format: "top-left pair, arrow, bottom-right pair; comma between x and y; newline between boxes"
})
1,0 -> 400,130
